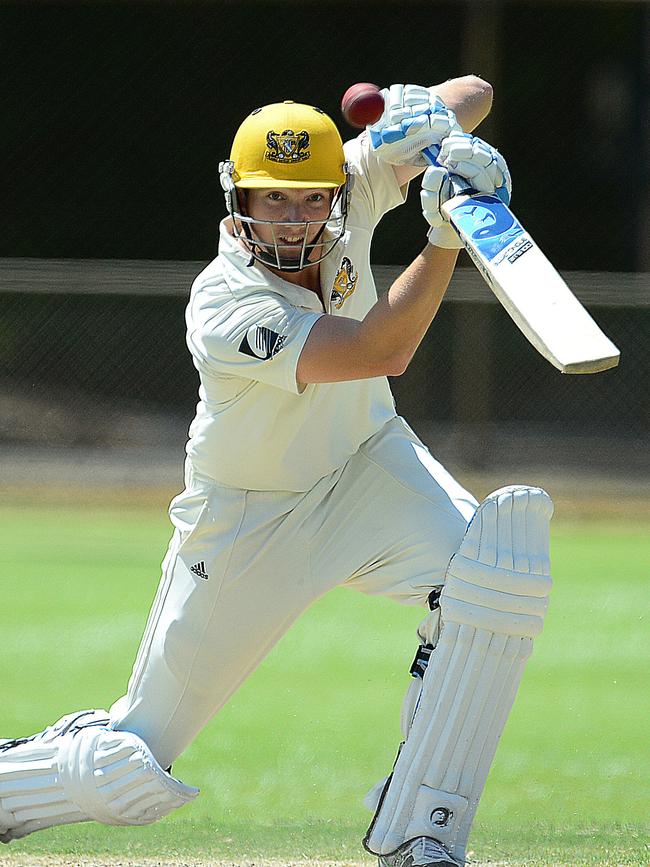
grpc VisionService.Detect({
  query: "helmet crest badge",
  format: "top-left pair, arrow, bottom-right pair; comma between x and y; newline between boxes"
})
265,129 -> 311,164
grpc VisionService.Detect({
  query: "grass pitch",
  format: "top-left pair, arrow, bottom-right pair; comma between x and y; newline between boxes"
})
0,499 -> 648,866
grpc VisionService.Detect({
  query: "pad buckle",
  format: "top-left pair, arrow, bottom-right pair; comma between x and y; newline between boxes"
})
409,644 -> 433,679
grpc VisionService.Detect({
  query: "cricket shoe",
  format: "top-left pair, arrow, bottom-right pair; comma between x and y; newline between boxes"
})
377,836 -> 461,867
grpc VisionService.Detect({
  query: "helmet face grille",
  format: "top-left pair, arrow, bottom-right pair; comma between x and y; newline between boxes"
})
229,182 -> 350,272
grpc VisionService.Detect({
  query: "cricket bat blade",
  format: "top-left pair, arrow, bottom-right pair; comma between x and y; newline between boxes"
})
442,193 -> 620,374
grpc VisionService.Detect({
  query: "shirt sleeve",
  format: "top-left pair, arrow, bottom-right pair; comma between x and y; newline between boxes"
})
187,287 -> 323,395
344,131 -> 409,229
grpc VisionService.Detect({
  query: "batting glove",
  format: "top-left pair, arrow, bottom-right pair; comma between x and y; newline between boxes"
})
437,131 -> 511,204
421,132 -> 512,248
421,166 -> 463,249
368,84 -> 461,166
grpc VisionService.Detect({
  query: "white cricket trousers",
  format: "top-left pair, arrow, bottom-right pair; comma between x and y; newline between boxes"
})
109,417 -> 478,769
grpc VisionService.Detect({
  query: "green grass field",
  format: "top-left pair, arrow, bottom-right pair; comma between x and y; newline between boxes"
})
1,501 -> 648,866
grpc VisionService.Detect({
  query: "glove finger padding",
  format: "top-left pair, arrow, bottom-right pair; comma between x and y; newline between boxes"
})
420,166 -> 463,249
369,83 -> 461,166
420,166 -> 451,229
401,83 -> 432,108
438,131 -> 512,203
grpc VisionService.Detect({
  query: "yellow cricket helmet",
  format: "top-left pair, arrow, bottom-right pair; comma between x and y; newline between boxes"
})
228,101 -> 346,189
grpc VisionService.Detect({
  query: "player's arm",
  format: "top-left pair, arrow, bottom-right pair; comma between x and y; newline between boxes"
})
435,75 -> 494,134
296,132 -> 510,386
297,244 -> 460,383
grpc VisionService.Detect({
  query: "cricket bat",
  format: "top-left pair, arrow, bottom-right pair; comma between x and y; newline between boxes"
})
422,149 -> 620,374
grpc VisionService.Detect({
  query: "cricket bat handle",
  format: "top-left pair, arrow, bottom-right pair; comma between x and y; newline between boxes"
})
421,144 -> 475,199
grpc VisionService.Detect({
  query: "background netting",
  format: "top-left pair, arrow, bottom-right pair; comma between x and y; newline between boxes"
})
1,264 -> 647,476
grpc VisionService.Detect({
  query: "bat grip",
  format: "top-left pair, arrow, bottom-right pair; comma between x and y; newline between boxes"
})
421,144 -> 473,197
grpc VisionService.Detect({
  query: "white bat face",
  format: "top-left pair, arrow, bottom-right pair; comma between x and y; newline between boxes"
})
442,192 -> 620,374
422,143 -> 619,374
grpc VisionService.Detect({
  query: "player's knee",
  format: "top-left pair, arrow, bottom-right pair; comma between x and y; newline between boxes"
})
443,485 -> 553,638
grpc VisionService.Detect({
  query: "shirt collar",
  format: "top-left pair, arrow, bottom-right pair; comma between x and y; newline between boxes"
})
218,218 -> 325,312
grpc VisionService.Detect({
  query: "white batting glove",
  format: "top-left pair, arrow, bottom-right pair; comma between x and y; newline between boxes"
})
421,166 -> 463,248
437,131 -> 512,204
368,84 -> 461,166
421,132 -> 512,248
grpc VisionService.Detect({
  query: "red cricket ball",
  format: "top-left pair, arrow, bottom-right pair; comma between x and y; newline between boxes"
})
340,83 -> 384,128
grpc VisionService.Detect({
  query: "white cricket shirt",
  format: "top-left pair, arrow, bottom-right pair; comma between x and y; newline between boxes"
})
185,133 -> 407,491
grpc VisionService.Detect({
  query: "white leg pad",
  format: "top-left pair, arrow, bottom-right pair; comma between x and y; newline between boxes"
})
0,710 -> 198,842
365,486 -> 553,864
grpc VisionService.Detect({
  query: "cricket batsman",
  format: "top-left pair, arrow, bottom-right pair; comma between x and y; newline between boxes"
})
0,78 -> 553,867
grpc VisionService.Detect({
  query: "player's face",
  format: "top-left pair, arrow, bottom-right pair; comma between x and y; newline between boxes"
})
243,187 -> 333,262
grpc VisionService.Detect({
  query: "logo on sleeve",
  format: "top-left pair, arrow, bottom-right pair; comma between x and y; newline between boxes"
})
239,325 -> 286,360
331,257 -> 358,309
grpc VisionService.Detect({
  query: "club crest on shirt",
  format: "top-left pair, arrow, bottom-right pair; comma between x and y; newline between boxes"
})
265,129 -> 311,164
239,325 -> 286,360
331,257 -> 358,309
